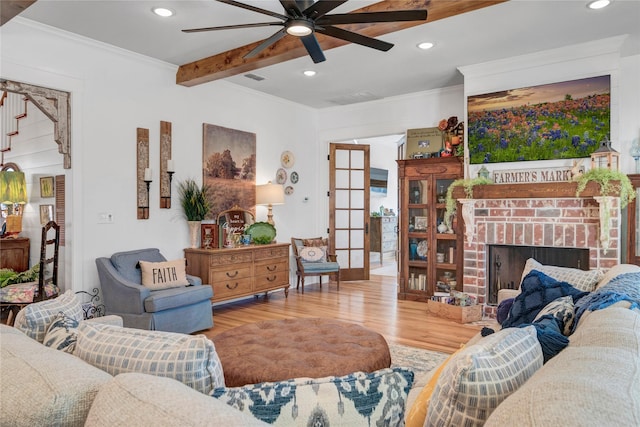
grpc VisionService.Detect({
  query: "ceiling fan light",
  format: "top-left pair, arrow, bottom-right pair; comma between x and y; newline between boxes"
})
286,21 -> 313,37
587,0 -> 611,9
152,7 -> 174,17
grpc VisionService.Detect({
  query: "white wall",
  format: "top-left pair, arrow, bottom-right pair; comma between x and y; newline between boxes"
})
1,19 -> 320,293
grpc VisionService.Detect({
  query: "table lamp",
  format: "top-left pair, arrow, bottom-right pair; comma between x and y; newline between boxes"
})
0,171 -> 28,236
256,181 -> 285,226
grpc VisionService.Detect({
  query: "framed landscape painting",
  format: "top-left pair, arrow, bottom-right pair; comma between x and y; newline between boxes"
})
467,75 -> 610,164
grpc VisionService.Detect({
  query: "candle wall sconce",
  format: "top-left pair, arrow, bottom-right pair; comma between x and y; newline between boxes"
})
160,121 -> 173,208
137,128 -> 150,219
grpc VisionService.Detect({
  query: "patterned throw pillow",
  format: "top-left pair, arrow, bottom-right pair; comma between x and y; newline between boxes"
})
534,295 -> 575,335
74,322 -> 225,394
13,290 -> 84,343
43,311 -> 79,353
302,237 -> 328,248
139,259 -> 189,290
211,367 -> 414,426
426,326 -> 543,426
299,246 -> 327,263
520,258 -> 603,292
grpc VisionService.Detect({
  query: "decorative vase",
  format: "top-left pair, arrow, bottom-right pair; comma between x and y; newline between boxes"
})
188,221 -> 201,248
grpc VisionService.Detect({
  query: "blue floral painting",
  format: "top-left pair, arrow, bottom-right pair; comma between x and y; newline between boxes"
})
467,75 -> 610,164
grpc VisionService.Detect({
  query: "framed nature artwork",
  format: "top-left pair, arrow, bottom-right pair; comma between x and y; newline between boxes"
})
202,123 -> 256,218
467,75 -> 610,164
40,176 -> 54,198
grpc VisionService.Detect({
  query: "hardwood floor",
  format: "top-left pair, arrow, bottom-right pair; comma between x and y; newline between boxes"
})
201,270 -> 482,354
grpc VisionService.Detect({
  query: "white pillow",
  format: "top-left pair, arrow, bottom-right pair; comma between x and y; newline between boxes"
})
596,264 -> 640,290
426,326 -> 543,426
139,259 -> 189,290
14,290 -> 84,343
520,258 -> 603,292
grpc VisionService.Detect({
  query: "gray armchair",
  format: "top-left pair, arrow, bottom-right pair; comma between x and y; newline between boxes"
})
95,248 -> 213,334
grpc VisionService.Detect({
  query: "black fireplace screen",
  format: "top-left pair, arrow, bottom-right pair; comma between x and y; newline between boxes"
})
487,245 -> 589,305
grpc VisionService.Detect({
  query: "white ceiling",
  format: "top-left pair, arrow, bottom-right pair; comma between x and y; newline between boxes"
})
15,0 -> 640,109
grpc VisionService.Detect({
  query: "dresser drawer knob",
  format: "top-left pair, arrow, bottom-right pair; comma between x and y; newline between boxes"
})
266,265 -> 277,272
226,282 -> 239,290
266,275 -> 277,282
226,271 -> 239,278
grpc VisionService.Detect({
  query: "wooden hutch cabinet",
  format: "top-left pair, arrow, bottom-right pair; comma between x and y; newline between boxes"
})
397,157 -> 463,301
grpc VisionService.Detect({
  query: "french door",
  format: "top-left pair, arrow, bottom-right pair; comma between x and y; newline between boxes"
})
329,143 -> 370,281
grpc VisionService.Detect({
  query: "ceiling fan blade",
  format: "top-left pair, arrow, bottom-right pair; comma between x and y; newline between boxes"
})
183,22 -> 283,33
300,34 -> 326,63
280,0 -> 303,17
244,28 -> 288,59
302,0 -> 348,20
217,0 -> 289,21
316,25 -> 393,52
317,10 -> 427,25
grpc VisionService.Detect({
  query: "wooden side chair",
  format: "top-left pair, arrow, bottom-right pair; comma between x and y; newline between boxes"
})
291,237 -> 340,294
0,221 -> 60,325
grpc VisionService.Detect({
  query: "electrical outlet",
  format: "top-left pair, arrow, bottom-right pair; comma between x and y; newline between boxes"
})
98,212 -> 114,224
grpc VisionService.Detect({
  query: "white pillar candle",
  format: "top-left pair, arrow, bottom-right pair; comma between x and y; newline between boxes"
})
144,168 -> 152,181
167,159 -> 175,172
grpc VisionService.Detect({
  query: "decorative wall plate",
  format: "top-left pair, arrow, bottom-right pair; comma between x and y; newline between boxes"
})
290,171 -> 299,184
281,151 -> 295,168
417,240 -> 428,258
285,185 -> 294,195
276,168 -> 287,184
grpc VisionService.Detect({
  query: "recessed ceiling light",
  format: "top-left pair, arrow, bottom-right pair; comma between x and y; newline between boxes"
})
303,70 -> 316,77
587,0 -> 611,9
417,42 -> 435,50
152,7 -> 174,17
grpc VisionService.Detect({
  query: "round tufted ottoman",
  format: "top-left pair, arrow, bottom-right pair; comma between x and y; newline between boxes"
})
212,317 -> 391,387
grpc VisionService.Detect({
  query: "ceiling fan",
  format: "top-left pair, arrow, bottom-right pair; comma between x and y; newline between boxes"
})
183,0 -> 428,63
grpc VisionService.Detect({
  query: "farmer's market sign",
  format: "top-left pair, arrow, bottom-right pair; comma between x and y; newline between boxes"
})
492,167 -> 574,184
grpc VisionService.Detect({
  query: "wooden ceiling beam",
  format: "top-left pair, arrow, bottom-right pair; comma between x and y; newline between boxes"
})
176,0 -> 507,87
1,0 -> 37,26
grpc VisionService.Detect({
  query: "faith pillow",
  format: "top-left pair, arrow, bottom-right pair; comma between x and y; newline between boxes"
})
139,259 -> 189,290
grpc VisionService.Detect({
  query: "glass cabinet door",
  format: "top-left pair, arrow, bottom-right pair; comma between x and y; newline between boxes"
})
435,178 -> 458,293
407,179 -> 429,291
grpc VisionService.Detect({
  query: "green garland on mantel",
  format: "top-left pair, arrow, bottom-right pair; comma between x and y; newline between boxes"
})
575,168 -> 635,209
444,177 -> 493,227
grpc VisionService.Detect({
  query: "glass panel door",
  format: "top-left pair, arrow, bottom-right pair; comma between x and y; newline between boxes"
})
330,143 -> 370,281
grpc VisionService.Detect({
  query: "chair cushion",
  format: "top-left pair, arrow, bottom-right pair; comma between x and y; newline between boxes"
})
74,322 -> 225,394
0,282 -> 58,303
143,284 -> 213,312
14,290 -> 84,343
110,248 -> 166,284
139,258 -> 189,290
300,261 -> 340,273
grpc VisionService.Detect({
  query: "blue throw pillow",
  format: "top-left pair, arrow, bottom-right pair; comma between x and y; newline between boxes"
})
501,270 -> 588,329
496,298 -> 514,325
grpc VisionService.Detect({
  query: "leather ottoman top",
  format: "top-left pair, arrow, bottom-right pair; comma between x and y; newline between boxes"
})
212,317 -> 391,387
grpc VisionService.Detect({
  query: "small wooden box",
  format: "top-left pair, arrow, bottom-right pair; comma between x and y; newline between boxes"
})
427,300 -> 482,323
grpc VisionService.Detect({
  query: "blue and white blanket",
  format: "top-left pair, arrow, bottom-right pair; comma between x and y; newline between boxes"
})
571,272 -> 640,334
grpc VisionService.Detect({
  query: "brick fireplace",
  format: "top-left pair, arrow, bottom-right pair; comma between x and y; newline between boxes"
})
452,182 -> 621,317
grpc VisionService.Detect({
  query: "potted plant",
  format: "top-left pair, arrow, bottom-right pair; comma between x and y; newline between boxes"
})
575,168 -> 635,250
177,179 -> 211,248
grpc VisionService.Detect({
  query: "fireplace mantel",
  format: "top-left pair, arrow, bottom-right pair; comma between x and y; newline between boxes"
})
451,181 -> 619,200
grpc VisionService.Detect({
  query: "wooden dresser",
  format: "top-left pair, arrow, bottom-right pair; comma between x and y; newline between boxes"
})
184,243 -> 290,303
370,216 -> 397,264
0,237 -> 30,272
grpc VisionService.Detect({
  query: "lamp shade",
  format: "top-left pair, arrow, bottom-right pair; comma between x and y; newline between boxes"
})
256,182 -> 285,206
0,171 -> 28,204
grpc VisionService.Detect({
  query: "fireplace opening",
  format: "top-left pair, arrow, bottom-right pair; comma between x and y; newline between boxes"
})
487,245 -> 590,305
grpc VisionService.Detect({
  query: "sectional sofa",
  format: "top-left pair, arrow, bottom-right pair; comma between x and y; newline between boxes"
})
1,263 -> 639,426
